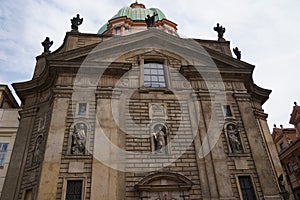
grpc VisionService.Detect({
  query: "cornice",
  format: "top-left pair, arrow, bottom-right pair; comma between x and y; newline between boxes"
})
19,107 -> 39,118
253,108 -> 268,120
290,105 -> 300,125
233,93 -> 251,102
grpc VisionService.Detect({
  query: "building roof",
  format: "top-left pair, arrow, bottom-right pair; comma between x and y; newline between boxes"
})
98,2 -> 167,34
0,85 -> 19,108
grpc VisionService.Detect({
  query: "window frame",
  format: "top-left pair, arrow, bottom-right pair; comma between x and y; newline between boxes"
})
236,175 -> 258,200
140,59 -> 170,90
143,61 -> 167,88
62,177 -> 86,200
76,102 -> 89,117
223,104 -> 233,118
279,142 -> 285,151
0,143 -> 9,167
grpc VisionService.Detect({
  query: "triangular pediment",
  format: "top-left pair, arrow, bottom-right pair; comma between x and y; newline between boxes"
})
46,29 -> 255,75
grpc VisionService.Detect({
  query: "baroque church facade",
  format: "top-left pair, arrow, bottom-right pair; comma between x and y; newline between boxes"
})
2,2 -> 285,200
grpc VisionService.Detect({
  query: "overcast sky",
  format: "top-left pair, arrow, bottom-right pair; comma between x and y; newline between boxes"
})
0,0 -> 299,130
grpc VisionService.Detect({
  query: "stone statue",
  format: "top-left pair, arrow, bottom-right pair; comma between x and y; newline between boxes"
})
145,12 -> 158,28
32,136 -> 43,165
71,14 -> 83,32
152,124 -> 166,152
233,47 -> 241,60
213,23 -> 226,41
41,37 -> 53,54
71,123 -> 86,155
227,124 -> 243,153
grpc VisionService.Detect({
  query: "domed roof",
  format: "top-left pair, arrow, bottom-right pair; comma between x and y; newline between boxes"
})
98,2 -> 167,34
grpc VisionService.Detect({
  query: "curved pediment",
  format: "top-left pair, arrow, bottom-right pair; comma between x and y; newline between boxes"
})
135,172 -> 193,191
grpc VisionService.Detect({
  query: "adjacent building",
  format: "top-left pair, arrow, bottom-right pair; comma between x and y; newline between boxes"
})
0,85 -> 20,196
2,2 -> 285,200
272,103 -> 300,199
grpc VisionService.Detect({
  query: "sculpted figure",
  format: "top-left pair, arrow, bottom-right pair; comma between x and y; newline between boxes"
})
71,14 -> 83,32
41,37 -> 53,54
227,124 -> 243,153
233,47 -> 241,60
145,12 -> 158,28
32,136 -> 43,165
152,124 -> 166,152
213,23 -> 226,40
71,123 -> 86,155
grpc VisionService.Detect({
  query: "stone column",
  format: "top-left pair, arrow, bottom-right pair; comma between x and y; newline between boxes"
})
189,94 -> 211,199
1,108 -> 37,200
234,93 -> 281,200
90,97 -> 125,200
195,94 -> 222,199
255,109 -> 284,196
36,97 -> 69,199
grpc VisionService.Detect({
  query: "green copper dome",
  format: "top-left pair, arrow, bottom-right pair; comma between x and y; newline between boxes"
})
97,4 -> 167,34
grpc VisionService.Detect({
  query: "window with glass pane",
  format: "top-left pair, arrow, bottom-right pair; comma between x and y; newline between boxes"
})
66,180 -> 83,200
0,143 -> 8,166
223,105 -> 233,117
238,176 -> 257,200
144,62 -> 166,88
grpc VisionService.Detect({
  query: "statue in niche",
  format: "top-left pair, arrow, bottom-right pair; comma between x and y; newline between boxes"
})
71,123 -> 87,155
145,12 -> 158,28
152,124 -> 167,153
213,23 -> 226,41
233,47 -> 241,60
41,37 -> 53,54
227,123 -> 243,153
71,14 -> 83,32
32,135 -> 43,165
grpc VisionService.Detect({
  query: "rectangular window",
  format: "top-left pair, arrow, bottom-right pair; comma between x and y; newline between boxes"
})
223,105 -> 233,117
24,189 -> 33,200
238,176 -> 257,200
66,180 -> 83,200
144,62 -> 166,88
279,142 -> 285,150
287,162 -> 294,173
78,103 -> 87,116
0,143 -> 8,166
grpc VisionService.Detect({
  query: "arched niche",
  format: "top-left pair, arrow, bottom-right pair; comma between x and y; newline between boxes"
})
68,121 -> 91,155
224,122 -> 244,154
150,122 -> 169,154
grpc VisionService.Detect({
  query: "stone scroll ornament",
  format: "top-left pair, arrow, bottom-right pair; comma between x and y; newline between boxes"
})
226,123 -> 243,153
71,14 -> 83,32
71,123 -> 87,155
41,37 -> 53,54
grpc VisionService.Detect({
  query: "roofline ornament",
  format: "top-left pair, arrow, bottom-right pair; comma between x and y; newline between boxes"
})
71,14 -> 83,32
41,37 -> 53,54
214,23 -> 226,41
